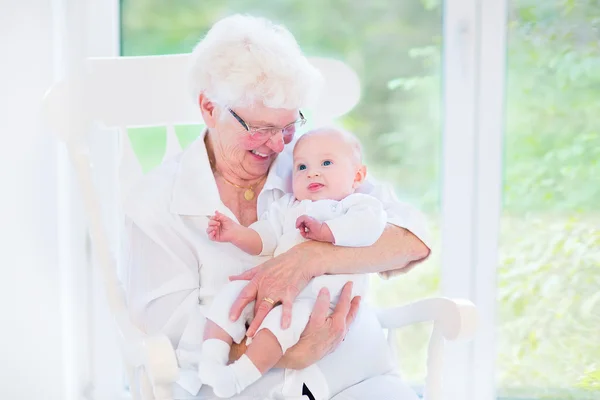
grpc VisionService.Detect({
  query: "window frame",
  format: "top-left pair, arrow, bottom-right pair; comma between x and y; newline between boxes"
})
441,0 -> 507,399
86,0 -> 124,395
58,0 -> 124,399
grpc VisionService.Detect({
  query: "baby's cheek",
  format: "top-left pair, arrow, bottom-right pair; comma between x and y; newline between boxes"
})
292,179 -> 301,195
293,181 -> 310,201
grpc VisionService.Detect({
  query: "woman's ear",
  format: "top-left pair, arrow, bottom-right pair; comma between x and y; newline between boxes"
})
352,165 -> 367,189
198,93 -> 218,128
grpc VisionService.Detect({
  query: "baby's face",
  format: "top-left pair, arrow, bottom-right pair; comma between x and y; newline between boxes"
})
292,131 -> 363,201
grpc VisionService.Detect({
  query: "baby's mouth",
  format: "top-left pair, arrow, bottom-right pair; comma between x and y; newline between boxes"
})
307,183 -> 324,191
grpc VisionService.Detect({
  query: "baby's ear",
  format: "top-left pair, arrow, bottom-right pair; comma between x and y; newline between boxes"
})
353,165 -> 367,189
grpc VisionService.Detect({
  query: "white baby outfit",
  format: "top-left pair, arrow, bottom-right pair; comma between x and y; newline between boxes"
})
202,192 -> 387,399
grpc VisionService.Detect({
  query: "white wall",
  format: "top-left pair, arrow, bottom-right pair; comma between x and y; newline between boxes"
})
0,1 -> 66,399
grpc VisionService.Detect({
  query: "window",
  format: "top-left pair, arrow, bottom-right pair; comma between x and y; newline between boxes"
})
497,1 -> 600,398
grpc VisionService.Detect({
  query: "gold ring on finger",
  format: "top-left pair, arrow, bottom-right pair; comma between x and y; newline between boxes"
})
263,297 -> 276,305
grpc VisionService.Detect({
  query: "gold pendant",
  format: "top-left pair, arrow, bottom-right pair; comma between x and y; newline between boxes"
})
244,188 -> 255,201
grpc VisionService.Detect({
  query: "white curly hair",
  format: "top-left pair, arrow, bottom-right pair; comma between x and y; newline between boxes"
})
188,14 -> 323,110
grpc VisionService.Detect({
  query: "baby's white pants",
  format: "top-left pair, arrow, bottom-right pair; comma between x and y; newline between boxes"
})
206,274 -> 366,353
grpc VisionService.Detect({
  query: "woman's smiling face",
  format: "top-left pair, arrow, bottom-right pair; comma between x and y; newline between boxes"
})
200,95 -> 301,180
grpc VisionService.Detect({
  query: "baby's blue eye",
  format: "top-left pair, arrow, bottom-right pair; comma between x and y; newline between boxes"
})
298,164 -> 306,171
322,160 -> 332,166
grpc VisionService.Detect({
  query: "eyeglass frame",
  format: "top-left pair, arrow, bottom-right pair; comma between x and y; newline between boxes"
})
228,108 -> 306,138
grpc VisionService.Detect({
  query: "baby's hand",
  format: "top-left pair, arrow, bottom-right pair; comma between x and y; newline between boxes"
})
296,215 -> 335,243
207,210 -> 239,242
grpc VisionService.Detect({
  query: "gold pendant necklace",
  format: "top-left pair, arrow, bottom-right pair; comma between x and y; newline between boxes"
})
221,176 -> 263,201
243,188 -> 255,201
209,157 -> 265,201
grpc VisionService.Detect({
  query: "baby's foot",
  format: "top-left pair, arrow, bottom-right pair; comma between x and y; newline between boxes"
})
202,355 -> 262,398
199,361 -> 238,398
198,339 -> 231,393
206,364 -> 239,398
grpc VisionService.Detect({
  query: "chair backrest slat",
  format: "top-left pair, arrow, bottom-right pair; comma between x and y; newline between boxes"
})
86,54 -> 202,128
164,124 -> 183,161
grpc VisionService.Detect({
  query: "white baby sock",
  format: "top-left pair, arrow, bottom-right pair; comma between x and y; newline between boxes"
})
228,355 -> 262,394
198,339 -> 231,390
205,354 -> 262,398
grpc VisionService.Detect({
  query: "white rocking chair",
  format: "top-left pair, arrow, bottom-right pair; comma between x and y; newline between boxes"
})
42,54 -> 477,400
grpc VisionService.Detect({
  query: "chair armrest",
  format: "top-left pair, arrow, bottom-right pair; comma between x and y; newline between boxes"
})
377,298 -> 478,400
114,310 -> 146,366
142,335 -> 180,400
376,297 -> 477,341
114,310 -> 179,399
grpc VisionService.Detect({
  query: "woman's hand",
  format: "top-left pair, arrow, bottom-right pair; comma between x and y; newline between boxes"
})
228,243 -> 321,337
277,282 -> 361,370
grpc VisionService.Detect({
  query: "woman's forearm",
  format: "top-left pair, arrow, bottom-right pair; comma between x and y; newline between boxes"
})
305,224 -> 430,277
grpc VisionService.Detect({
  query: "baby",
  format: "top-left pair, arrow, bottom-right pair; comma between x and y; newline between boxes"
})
199,127 -> 387,398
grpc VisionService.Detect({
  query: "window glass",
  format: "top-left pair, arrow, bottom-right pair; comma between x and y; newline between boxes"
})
498,1 -> 600,398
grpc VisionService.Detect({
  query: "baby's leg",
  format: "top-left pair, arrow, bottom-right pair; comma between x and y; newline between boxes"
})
199,281 -> 254,396
205,329 -> 283,398
199,320 -> 234,374
206,280 -> 255,344
254,300 -> 313,355
204,318 -> 235,344
244,328 -> 283,373
207,301 -> 313,398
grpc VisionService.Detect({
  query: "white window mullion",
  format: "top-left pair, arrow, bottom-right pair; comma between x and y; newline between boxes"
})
53,0 -> 95,399
471,0 -> 508,399
82,0 -> 122,399
442,0 -> 508,399
440,0 -> 478,398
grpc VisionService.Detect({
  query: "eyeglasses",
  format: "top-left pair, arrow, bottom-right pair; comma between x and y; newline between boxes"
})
228,108 -> 306,140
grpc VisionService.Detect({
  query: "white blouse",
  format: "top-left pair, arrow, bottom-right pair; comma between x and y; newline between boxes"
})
122,130 -> 431,398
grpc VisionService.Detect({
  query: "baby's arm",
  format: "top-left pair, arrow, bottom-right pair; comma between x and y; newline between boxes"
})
296,215 -> 335,243
298,194 -> 387,247
207,210 -> 263,255
246,194 -> 291,256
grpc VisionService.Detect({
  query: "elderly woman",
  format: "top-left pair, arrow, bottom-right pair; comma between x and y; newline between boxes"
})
124,14 -> 430,400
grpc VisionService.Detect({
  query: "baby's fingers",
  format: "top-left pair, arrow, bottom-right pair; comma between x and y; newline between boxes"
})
296,215 -> 309,230
299,226 -> 310,238
214,210 -> 229,221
